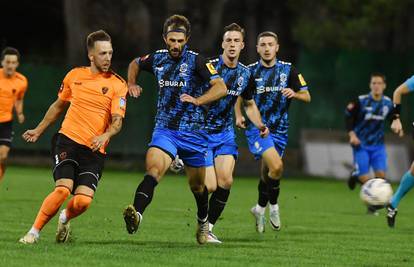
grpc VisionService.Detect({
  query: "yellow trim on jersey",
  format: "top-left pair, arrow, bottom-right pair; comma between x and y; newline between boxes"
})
206,63 -> 218,75
298,74 -> 307,86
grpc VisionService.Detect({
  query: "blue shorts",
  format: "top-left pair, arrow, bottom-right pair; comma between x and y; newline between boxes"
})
353,144 -> 387,176
149,128 -> 208,168
245,128 -> 288,160
205,129 -> 238,167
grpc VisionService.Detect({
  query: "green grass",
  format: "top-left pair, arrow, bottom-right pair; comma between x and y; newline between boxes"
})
1,166 -> 414,267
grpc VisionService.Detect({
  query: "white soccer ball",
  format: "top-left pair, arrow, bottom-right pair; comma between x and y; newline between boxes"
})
360,178 -> 393,206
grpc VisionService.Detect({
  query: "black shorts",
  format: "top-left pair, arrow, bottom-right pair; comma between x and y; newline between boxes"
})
0,121 -> 13,147
52,133 -> 105,192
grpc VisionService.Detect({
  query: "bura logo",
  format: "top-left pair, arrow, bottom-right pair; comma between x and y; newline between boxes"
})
227,89 -> 242,96
257,86 -> 282,94
159,80 -> 187,88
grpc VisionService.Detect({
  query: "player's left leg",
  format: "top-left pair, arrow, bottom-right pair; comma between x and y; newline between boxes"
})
386,161 -> 414,227
0,145 -> 10,181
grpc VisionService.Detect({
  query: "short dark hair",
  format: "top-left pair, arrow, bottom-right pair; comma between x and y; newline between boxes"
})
1,47 -> 20,61
371,72 -> 386,83
223,23 -> 245,39
257,31 -> 278,44
163,14 -> 191,37
86,30 -> 111,51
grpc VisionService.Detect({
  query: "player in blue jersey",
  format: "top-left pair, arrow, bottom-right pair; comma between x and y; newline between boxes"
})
386,75 -> 414,227
123,15 -> 227,244
195,23 -> 269,243
345,73 -> 393,214
235,31 -> 311,233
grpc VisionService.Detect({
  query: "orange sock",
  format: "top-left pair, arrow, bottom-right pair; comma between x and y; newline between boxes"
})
33,186 -> 71,231
65,194 -> 92,221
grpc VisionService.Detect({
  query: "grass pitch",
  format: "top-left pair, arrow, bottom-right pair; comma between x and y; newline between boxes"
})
1,166 -> 414,266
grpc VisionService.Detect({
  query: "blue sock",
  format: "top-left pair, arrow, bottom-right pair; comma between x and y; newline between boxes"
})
390,171 -> 414,208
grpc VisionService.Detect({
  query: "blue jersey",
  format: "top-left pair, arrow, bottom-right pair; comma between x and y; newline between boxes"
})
405,75 -> 414,92
345,94 -> 393,146
137,46 -> 220,131
247,60 -> 308,135
204,56 -> 254,133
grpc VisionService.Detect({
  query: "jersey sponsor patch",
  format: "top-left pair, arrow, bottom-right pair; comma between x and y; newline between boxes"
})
298,74 -> 307,86
206,62 -> 218,75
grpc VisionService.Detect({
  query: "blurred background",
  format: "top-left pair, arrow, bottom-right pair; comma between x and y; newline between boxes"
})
2,0 -> 414,179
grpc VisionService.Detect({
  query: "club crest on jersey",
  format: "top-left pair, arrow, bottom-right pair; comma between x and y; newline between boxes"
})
237,77 -> 244,87
279,73 -> 287,85
383,106 -> 389,116
102,87 -> 109,94
119,97 -> 126,109
180,63 -> 188,73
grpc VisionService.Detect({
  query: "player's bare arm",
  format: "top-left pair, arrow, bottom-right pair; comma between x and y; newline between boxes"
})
22,99 -> 69,143
127,59 -> 143,98
391,83 -> 409,137
234,96 -> 246,129
91,114 -> 123,152
14,99 -> 25,124
282,88 -> 311,102
243,99 -> 269,137
180,77 -> 227,106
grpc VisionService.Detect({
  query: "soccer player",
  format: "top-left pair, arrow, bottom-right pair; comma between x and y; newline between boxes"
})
0,47 -> 27,181
200,23 -> 268,243
19,30 -> 128,244
123,15 -> 227,244
345,73 -> 393,214
235,31 -> 310,233
386,75 -> 414,227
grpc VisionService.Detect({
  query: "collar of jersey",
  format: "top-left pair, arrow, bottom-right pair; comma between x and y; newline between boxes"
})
168,45 -> 188,61
219,55 -> 238,70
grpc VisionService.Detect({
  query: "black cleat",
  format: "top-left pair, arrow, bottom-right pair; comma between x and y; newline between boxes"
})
386,204 -> 398,228
123,205 -> 141,234
347,174 -> 359,190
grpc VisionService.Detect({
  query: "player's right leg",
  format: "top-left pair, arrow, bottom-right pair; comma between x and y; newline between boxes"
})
387,162 -> 414,227
0,121 -> 13,181
123,129 -> 175,234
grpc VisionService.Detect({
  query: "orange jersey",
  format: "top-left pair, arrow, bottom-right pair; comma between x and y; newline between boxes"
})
0,68 -> 28,123
58,67 -> 127,153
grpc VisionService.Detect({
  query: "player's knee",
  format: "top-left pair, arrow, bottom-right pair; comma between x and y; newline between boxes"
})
205,180 -> 217,193
189,182 -> 204,193
73,195 -> 92,212
54,186 -> 71,200
0,152 -> 8,163
146,166 -> 162,180
269,161 -> 283,178
218,175 -> 233,189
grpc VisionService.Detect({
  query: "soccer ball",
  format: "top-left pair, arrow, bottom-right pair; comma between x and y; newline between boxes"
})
360,178 -> 393,206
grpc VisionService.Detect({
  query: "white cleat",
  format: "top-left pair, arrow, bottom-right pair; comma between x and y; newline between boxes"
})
19,233 -> 39,244
269,208 -> 281,231
250,206 -> 265,233
56,210 -> 71,243
206,231 -> 222,244
196,219 -> 209,245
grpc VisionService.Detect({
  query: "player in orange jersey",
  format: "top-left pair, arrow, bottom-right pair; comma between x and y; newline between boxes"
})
0,47 -> 28,181
18,30 -> 128,244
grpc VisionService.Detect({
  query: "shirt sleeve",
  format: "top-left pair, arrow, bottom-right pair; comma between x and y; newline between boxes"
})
288,65 -> 308,92
111,82 -> 128,118
16,77 -> 28,100
195,54 -> 221,82
58,70 -> 74,101
241,74 -> 255,100
135,53 -> 154,73
345,98 -> 360,131
404,75 -> 414,92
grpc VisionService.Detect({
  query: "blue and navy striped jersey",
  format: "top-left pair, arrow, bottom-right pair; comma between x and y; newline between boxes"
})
137,46 -> 220,131
204,55 -> 254,133
247,60 -> 308,135
345,94 -> 393,146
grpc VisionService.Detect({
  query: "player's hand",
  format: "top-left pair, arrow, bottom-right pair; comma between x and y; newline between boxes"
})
236,115 -> 246,129
180,94 -> 200,106
259,124 -> 269,138
91,133 -> 110,152
17,113 -> 25,124
349,134 -> 361,146
282,88 -> 296,99
391,118 -> 404,137
22,128 -> 42,143
128,84 -> 143,98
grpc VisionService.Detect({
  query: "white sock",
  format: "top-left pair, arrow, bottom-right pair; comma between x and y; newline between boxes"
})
209,223 -> 214,232
255,204 -> 266,215
269,204 -> 279,213
136,211 -> 143,221
29,227 -> 40,238
59,209 -> 68,224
